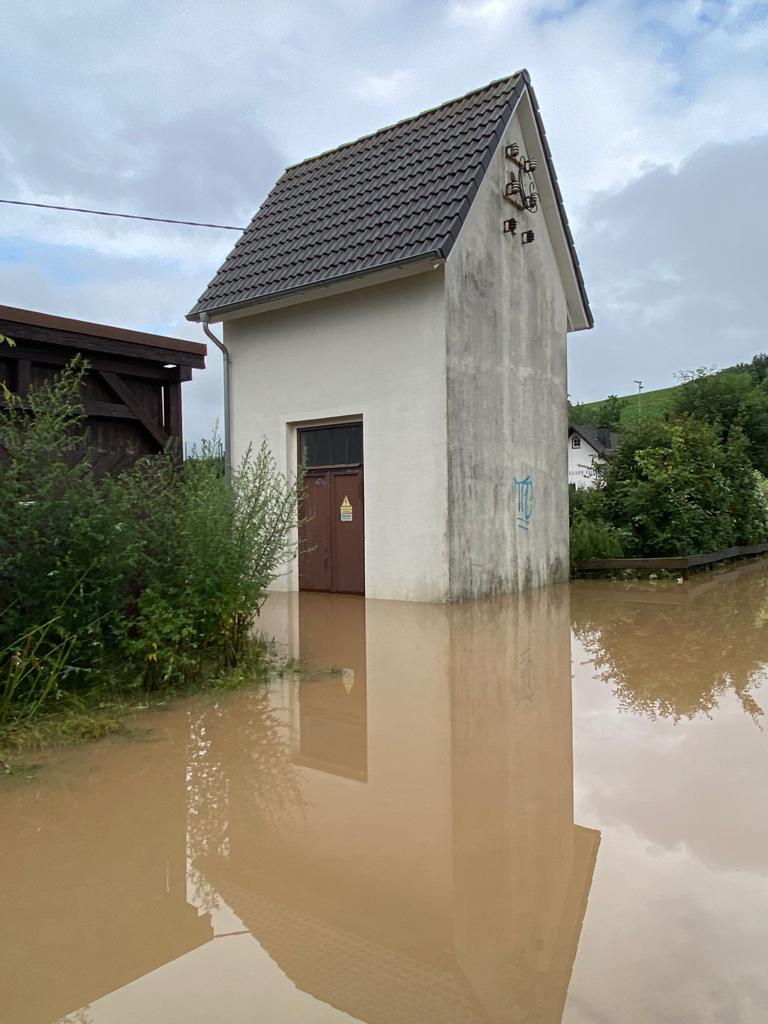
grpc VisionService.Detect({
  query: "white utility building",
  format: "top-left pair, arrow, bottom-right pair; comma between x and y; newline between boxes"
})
188,70 -> 592,601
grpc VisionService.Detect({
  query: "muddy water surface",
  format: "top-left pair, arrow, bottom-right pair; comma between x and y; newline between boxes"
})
2,565 -> 768,1023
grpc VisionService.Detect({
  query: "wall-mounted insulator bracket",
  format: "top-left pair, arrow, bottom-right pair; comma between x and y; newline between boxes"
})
505,177 -> 523,199
503,175 -> 526,211
505,141 -> 536,176
503,218 -> 517,235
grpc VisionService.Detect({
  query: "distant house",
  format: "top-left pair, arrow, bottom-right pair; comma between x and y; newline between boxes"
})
0,305 -> 206,476
188,70 -> 593,601
568,425 -> 619,489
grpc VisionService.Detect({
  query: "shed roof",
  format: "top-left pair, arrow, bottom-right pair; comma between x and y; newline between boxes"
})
188,71 -> 591,323
0,305 -> 206,367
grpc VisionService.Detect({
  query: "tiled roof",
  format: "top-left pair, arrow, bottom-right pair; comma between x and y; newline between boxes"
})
188,73 -> 527,319
212,880 -> 484,1024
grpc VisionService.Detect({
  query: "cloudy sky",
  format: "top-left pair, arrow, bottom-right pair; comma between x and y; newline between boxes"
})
2,0 -> 767,438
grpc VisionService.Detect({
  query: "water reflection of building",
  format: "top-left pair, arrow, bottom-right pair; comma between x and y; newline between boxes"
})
198,587 -> 599,1024
294,594 -> 368,781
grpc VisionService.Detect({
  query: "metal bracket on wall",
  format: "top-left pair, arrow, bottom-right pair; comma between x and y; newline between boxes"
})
503,142 -> 540,214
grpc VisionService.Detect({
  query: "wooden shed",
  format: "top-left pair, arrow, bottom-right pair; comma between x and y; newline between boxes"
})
0,305 -> 206,476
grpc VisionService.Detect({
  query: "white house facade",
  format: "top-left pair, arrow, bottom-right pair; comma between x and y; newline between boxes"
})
568,426 -> 619,490
189,71 -> 592,601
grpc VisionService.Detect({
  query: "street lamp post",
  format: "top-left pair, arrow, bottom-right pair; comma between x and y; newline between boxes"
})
634,380 -> 644,422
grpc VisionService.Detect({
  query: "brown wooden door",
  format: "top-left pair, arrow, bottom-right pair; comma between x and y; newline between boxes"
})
299,472 -> 333,592
299,441 -> 365,595
331,468 -> 364,595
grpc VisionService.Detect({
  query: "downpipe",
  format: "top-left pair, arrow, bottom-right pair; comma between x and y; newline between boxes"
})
199,312 -> 232,478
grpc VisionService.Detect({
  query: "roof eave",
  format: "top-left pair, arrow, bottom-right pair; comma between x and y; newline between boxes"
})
187,251 -> 446,322
521,76 -> 594,331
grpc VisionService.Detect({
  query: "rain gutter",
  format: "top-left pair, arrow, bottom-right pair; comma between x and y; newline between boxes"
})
199,313 -> 231,478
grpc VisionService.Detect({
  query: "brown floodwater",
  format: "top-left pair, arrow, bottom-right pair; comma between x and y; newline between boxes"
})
2,563 -> 768,1024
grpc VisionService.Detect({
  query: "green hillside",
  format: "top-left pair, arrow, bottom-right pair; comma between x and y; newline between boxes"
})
571,384 -> 680,427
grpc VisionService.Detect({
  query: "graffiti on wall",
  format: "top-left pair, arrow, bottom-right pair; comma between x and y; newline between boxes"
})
514,475 -> 534,531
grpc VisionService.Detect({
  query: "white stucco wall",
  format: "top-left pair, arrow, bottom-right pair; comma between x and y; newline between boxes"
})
225,271 -> 449,601
568,436 -> 599,489
444,105 -> 570,598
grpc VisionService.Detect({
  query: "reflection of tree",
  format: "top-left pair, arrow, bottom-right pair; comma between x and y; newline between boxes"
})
572,569 -> 768,724
185,689 -> 305,910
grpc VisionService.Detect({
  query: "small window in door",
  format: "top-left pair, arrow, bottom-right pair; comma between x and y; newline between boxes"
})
300,424 -> 362,468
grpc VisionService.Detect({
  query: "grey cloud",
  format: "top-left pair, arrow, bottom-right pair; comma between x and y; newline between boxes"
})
570,134 -> 768,402
0,89 -> 284,226
3,0 -> 768,430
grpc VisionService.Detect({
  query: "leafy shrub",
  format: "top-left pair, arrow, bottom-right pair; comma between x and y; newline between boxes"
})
0,359 -> 302,725
593,416 -> 766,556
570,513 -> 626,568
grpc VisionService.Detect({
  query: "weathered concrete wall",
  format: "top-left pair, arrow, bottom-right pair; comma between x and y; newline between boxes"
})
445,106 -> 570,598
225,271 -> 449,601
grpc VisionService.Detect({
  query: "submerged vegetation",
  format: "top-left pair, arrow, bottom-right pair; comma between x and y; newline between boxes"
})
0,358 -> 301,750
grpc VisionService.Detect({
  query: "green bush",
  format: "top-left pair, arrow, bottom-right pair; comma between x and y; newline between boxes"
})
0,359 -> 302,726
570,513 -> 627,568
594,416 -> 766,557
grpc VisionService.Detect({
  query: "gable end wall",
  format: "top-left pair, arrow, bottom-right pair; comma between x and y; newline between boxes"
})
445,106 -> 570,598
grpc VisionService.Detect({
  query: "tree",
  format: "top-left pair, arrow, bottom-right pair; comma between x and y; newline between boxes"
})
568,399 -> 594,425
595,394 -> 624,430
672,367 -> 768,475
592,416 -> 767,556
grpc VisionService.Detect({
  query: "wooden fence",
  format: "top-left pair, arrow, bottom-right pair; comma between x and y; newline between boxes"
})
576,543 -> 768,579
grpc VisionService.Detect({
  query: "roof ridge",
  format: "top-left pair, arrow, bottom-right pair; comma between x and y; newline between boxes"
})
283,70 -> 526,173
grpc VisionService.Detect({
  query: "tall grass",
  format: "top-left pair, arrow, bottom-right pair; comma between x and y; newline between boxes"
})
0,618 -> 76,726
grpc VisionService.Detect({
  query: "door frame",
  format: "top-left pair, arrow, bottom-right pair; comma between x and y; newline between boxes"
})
296,419 -> 365,595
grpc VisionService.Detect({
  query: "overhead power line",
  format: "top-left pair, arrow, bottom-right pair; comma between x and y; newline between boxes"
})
0,198 -> 245,231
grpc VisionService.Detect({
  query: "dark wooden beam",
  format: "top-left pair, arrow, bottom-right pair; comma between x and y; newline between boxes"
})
163,382 -> 183,449
0,340 -> 182,382
0,320 -> 205,369
98,370 -> 168,448
15,359 -> 31,397
0,397 -> 138,420
84,401 -> 137,420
